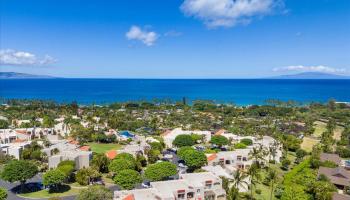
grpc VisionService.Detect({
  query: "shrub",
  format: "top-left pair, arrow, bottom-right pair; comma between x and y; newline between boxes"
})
57,160 -> 75,168
240,138 -> 253,146
320,160 -> 338,168
234,143 -> 247,149
336,146 -> 350,158
0,187 -> 7,200
210,135 -> 229,147
76,185 -> 113,200
255,189 -> 262,194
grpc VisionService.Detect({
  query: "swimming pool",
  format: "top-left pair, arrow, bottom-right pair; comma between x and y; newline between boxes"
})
119,131 -> 134,138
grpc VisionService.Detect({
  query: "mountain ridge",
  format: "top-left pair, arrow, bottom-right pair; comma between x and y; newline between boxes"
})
267,72 -> 350,79
0,72 -> 57,79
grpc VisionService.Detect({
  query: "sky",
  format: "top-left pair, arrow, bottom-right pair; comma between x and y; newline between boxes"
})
0,0 -> 349,78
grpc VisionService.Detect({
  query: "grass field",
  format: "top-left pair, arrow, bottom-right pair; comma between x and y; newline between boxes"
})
313,121 -> 343,141
313,121 -> 327,137
86,142 -> 123,153
301,137 -> 320,152
18,185 -> 80,198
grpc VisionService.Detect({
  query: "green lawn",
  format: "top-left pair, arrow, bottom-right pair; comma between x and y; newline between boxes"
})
313,121 -> 343,141
86,142 -> 122,153
18,185 -> 80,198
313,121 -> 327,137
301,137 -> 320,152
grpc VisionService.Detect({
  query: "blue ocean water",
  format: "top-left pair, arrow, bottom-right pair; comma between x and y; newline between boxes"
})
1,79 -> 350,105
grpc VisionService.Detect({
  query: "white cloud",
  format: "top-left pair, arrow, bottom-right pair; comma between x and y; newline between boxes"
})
126,26 -> 158,46
180,0 -> 283,28
273,65 -> 348,74
0,49 -> 56,66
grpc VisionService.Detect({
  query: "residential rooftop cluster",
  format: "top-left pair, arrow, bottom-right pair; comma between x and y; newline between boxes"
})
0,100 -> 349,200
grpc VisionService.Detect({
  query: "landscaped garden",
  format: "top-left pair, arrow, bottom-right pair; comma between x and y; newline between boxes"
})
18,184 -> 81,198
86,142 -> 123,153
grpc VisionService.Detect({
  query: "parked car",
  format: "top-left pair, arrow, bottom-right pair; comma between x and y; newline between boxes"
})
164,154 -> 173,159
142,181 -> 151,188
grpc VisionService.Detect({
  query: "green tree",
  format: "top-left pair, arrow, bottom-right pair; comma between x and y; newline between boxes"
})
108,158 -> 136,174
311,181 -> 336,200
92,153 -> 110,173
145,161 -> 177,181
182,150 -> 207,170
43,115 -> 55,128
0,160 -> 38,192
281,185 -> 309,200
113,169 -> 142,190
210,135 -> 229,147
177,146 -> 194,159
146,149 -> 160,164
76,168 -> 101,186
267,169 -> 278,200
172,134 -> 194,147
247,163 -> 261,200
0,187 -> 7,200
295,149 -> 307,164
0,120 -> 9,129
57,164 -> 74,182
76,185 -> 113,200
42,169 -> 66,192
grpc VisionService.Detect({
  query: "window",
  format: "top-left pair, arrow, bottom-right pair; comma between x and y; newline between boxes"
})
237,156 -> 242,161
177,193 -> 185,199
225,160 -> 231,164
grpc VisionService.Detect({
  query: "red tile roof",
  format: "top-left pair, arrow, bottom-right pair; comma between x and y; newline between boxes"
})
207,153 -> 217,162
123,194 -> 135,200
105,150 -> 117,160
161,130 -> 171,136
215,129 -> 226,136
68,140 -> 79,145
79,146 -> 90,151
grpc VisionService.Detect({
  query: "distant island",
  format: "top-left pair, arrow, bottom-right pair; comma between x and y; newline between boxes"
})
268,72 -> 350,79
0,72 -> 57,79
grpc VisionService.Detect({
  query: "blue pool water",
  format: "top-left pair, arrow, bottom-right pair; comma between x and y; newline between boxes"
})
1,79 -> 350,105
119,131 -> 134,138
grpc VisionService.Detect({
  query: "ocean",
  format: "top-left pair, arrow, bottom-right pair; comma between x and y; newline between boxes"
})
1,79 -> 350,105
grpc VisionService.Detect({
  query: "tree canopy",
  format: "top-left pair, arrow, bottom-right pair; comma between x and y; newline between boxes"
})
113,169 -> 142,190
1,160 -> 38,185
42,169 -> 66,191
76,185 -> 113,200
172,134 -> 194,147
210,135 -> 229,147
145,161 -> 177,181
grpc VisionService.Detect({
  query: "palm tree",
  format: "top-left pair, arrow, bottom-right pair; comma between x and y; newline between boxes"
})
247,163 -> 261,200
249,146 -> 265,166
221,170 -> 248,200
268,169 -> 278,200
232,170 -> 249,193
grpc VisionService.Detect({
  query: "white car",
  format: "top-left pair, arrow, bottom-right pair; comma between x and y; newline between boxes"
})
164,154 -> 173,159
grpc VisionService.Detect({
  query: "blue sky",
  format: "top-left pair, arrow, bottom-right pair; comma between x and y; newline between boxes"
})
0,0 -> 349,78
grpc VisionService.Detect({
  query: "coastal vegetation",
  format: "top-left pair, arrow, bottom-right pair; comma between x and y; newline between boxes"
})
0,98 -> 349,199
